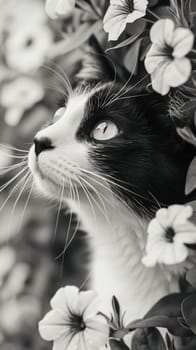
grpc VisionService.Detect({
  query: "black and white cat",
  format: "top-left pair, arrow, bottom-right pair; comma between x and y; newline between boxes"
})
28,47 -> 194,324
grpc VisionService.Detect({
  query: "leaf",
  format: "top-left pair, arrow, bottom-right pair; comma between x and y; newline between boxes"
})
180,100 -> 196,118
177,127 -> 196,147
124,40 -> 141,74
49,21 -> 102,58
181,293 -> 196,335
131,328 -> 167,350
112,296 -> 121,328
165,333 -> 176,350
109,339 -> 130,350
149,0 -> 160,7
185,157 -> 196,195
154,6 -> 173,18
127,315 -> 192,336
106,32 -> 141,52
126,18 -> 146,35
186,267 -> 196,289
127,293 -> 193,336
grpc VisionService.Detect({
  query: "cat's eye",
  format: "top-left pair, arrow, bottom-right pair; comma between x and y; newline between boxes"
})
92,121 -> 119,141
53,107 -> 66,122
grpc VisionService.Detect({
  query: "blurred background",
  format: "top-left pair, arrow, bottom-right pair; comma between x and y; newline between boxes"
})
0,1 -> 90,349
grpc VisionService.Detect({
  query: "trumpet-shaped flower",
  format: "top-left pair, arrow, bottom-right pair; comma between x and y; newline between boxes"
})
142,205 -> 196,267
39,286 -> 109,350
45,0 -> 75,20
145,19 -> 194,95
5,23 -> 53,73
0,77 -> 44,126
103,0 -> 148,41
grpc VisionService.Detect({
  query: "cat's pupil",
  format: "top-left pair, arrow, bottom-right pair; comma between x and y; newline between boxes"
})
103,125 -> 107,133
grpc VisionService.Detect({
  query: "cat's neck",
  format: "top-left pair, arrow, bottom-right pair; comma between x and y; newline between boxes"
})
68,196 -> 177,322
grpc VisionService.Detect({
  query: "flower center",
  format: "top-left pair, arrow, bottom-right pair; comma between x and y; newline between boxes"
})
165,227 -> 176,243
164,44 -> 174,59
70,314 -> 86,333
125,0 -> 135,13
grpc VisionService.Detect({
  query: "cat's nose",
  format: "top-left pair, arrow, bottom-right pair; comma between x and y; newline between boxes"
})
34,137 -> 53,156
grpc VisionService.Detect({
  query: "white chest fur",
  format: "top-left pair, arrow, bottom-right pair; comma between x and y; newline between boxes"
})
69,197 -> 178,323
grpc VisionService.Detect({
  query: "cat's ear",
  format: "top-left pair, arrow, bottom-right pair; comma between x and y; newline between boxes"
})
76,36 -> 116,83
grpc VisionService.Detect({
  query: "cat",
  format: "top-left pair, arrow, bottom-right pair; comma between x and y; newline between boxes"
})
28,44 -> 195,325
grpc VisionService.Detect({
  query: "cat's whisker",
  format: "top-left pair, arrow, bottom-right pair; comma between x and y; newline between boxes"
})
106,74 -> 149,107
44,85 -> 69,99
0,144 -> 29,153
6,172 -> 31,244
52,179 -> 65,243
78,167 -> 148,230
56,176 -> 74,263
75,175 -> 97,222
80,168 -> 155,213
0,151 -> 28,159
0,161 -> 27,175
0,166 -> 28,193
41,64 -> 73,99
58,180 -> 80,263
18,177 -> 34,232
0,161 -> 27,169
0,169 -> 29,216
78,174 -> 113,229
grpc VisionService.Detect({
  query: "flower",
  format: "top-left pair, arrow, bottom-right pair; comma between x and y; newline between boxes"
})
39,285 -> 109,350
0,247 -> 16,286
45,0 -> 75,20
142,205 -> 196,267
145,19 -> 194,95
0,0 -> 47,37
103,0 -> 148,41
5,24 -> 53,73
0,77 -> 44,126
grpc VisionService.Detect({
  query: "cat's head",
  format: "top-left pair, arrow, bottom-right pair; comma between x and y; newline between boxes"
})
28,44 -> 195,217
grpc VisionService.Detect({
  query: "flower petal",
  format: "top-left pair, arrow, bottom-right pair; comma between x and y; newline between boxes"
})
50,286 -> 79,315
84,319 -> 109,348
76,290 -> 98,316
172,205 -> 193,226
126,10 -> 146,24
56,0 -> 75,17
147,218 -> 165,236
142,240 -> 166,267
175,224 -> 196,244
145,44 -> 168,74
159,243 -> 188,265
164,57 -> 192,88
150,19 -> 175,47
156,207 -> 173,228
53,332 -> 80,350
172,28 -> 194,58
134,0 -> 148,12
151,60 -> 171,95
39,310 -> 69,341
103,6 -> 127,41
85,317 -> 109,335
142,254 -> 159,267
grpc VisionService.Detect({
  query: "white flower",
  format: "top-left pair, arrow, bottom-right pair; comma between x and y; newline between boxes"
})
0,0 -> 47,37
142,205 -> 196,267
145,19 -> 194,95
5,24 -> 53,73
103,0 -> 148,41
45,0 -> 75,20
0,77 -> 44,126
39,286 -> 109,350
0,247 -> 16,285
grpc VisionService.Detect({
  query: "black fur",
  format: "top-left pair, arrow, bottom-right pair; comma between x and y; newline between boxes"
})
76,82 -> 195,217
